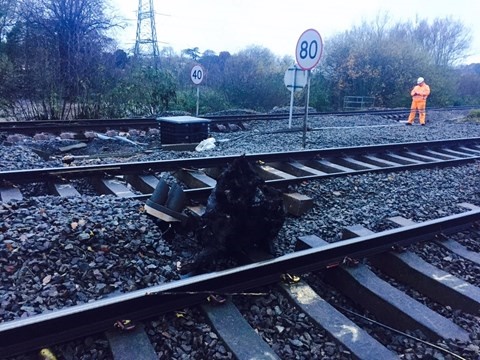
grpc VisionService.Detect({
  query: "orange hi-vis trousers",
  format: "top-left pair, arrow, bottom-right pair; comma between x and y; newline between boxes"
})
407,99 -> 427,124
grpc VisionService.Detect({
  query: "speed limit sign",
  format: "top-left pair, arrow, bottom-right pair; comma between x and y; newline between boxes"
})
190,65 -> 204,85
295,29 -> 323,70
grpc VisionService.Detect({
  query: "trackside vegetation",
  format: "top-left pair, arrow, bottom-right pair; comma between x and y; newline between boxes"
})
0,1 -> 478,120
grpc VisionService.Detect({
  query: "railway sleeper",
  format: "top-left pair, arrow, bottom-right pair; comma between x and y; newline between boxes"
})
201,166 -> 225,179
174,162 -> 312,217
0,186 -> 22,202
434,236 -> 480,266
267,160 -> 328,177
387,208 -> 480,267
423,149 -> 463,160
173,169 -> 217,188
311,159 -> 355,174
233,241 -> 397,359
254,163 -> 297,181
362,154 -> 402,167
336,157 -> 381,170
441,147 -> 477,157
282,193 -> 313,217
457,202 -> 480,211
371,250 -> 480,314
325,262 -> 469,341
105,323 -> 157,360
458,146 -> 480,155
142,166 -> 314,223
338,225 -> 468,341
281,279 -> 398,360
287,235 -> 401,359
92,177 -> 137,198
124,174 -> 159,194
381,214 -> 480,313
201,301 -> 280,360
382,153 -> 424,165
49,182 -> 81,197
403,151 -> 441,162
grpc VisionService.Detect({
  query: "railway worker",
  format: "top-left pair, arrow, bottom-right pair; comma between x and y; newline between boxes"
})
406,77 -> 430,126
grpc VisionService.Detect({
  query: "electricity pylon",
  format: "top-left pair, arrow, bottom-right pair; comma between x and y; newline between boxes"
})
134,0 -> 160,59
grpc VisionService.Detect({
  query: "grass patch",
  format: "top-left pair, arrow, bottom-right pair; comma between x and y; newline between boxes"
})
466,109 -> 480,122
456,109 -> 480,123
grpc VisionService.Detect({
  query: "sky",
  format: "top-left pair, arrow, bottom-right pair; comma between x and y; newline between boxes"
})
108,0 -> 480,64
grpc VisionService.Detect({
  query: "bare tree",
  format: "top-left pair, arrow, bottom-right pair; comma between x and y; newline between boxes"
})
13,0 -> 117,119
0,0 -> 16,42
410,17 -> 472,66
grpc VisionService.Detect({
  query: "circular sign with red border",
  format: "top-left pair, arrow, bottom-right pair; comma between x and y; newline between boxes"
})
295,29 -> 323,70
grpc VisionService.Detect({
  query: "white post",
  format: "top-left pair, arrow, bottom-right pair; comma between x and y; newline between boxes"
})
288,66 -> 298,128
302,70 -> 311,148
288,89 -> 294,128
196,86 -> 200,117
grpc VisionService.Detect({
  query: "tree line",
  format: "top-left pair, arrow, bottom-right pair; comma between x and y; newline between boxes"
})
0,0 -> 479,120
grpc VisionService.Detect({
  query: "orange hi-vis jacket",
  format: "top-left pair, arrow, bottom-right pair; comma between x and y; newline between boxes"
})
411,84 -> 430,100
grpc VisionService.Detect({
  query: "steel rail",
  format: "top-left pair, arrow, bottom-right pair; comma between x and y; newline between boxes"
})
1,138 -> 480,184
204,105 -> 479,120
1,209 -> 479,357
1,106 -> 477,133
124,155 -> 480,202
201,105 -> 479,122
0,118 -> 159,134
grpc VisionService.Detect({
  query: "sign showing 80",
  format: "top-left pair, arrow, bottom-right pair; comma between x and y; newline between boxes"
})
295,29 -> 323,70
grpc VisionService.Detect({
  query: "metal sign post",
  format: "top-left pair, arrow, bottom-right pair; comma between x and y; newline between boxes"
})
295,29 -> 323,148
190,65 -> 205,116
289,83 -> 295,128
196,87 -> 200,117
284,64 -> 307,128
303,71 -> 311,148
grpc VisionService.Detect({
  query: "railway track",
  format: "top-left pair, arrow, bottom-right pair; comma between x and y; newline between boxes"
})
1,207 -> 479,358
0,106 -> 476,135
2,134 -> 480,358
205,105 -> 478,124
0,118 -> 159,136
1,138 -> 479,217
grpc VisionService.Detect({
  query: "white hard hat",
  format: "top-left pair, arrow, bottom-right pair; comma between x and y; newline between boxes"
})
417,77 -> 425,84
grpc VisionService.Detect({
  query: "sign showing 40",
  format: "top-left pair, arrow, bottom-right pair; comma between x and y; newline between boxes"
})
190,65 -> 205,85
295,29 -> 323,70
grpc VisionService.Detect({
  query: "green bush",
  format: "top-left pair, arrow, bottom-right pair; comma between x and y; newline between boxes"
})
173,88 -> 231,115
466,109 -> 480,121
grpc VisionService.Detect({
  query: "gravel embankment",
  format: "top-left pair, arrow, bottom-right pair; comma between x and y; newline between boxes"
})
2,110 -> 480,359
1,110 -> 477,169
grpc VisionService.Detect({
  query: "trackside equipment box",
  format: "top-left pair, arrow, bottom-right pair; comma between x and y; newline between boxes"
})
157,116 -> 210,145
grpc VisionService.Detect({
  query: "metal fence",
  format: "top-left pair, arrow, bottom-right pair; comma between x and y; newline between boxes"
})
343,96 -> 375,111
